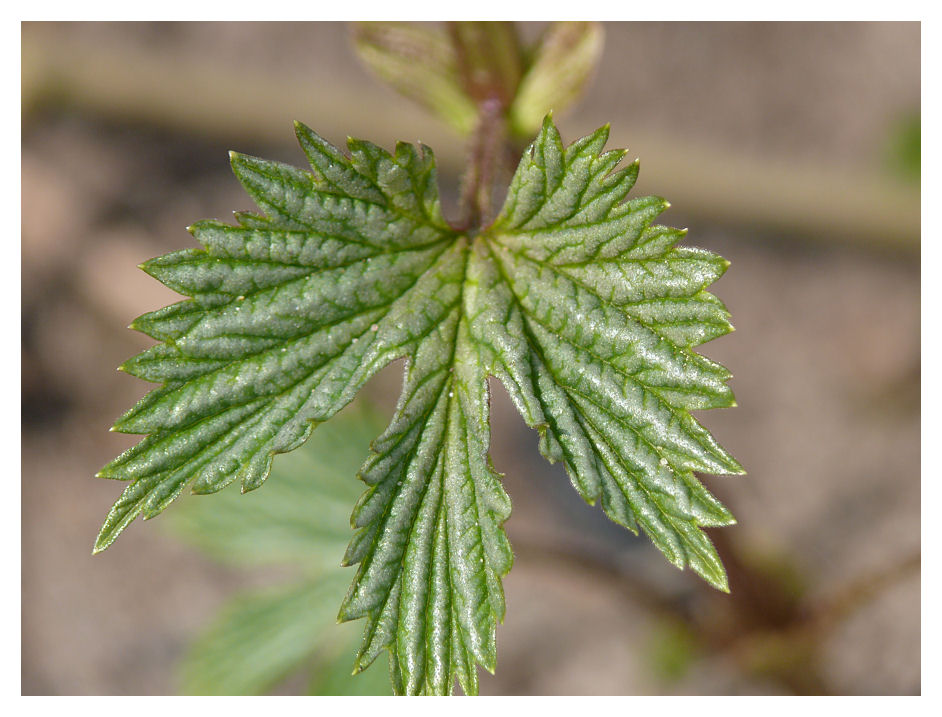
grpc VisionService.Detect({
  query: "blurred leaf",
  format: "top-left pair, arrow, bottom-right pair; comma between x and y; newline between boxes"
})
510,22 -> 604,137
167,404 -> 382,568
647,619 -> 700,682
308,635 -> 394,696
179,573 -> 390,695
885,111 -> 920,183
353,22 -> 478,135
172,405 -> 390,695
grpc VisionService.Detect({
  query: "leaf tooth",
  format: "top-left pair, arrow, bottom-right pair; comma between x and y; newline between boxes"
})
232,211 -> 270,229
93,485 -> 141,553
229,150 -> 317,231
535,114 -> 565,193
128,299 -> 203,341
118,344 -> 225,384
347,576 -> 402,669
564,154 -> 639,227
680,473 -> 736,527
564,122 -> 610,162
295,121 -> 387,206
598,469 -> 640,533
342,523 -> 379,567
674,522 -> 729,592
622,225 -> 688,260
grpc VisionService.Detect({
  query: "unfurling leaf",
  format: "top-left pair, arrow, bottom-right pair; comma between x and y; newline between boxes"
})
97,116 -> 742,695
510,22 -> 604,137
353,22 -> 478,135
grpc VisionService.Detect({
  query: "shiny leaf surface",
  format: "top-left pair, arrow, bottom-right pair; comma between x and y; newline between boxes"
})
97,116 -> 741,695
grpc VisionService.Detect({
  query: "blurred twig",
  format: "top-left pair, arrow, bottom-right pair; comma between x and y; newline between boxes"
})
511,539 -> 690,623
516,533 -> 920,695
23,25 -> 919,253
802,549 -> 920,635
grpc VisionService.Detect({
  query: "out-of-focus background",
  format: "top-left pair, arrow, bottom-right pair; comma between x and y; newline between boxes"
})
21,22 -> 920,695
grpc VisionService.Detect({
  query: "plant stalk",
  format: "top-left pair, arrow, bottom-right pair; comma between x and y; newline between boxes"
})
449,22 -> 527,233
456,97 -> 509,232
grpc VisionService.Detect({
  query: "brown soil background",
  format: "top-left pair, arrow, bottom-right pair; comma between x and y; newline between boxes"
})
21,22 -> 920,695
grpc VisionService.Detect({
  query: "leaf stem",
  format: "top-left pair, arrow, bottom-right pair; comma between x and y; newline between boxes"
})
456,97 -> 508,233
448,22 -> 526,234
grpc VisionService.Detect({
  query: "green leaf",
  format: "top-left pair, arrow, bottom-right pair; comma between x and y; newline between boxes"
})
97,115 -> 741,695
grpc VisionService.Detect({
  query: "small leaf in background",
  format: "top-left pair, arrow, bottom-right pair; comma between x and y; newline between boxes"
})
510,22 -> 604,138
171,404 -> 391,696
179,575 -> 391,696
167,403 -> 382,569
885,110 -> 920,183
646,619 -> 701,683
353,22 -> 478,135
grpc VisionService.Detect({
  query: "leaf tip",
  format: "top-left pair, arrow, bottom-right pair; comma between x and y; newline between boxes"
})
294,120 -> 318,145
92,530 -> 113,555
726,457 -> 746,476
336,602 -> 353,625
